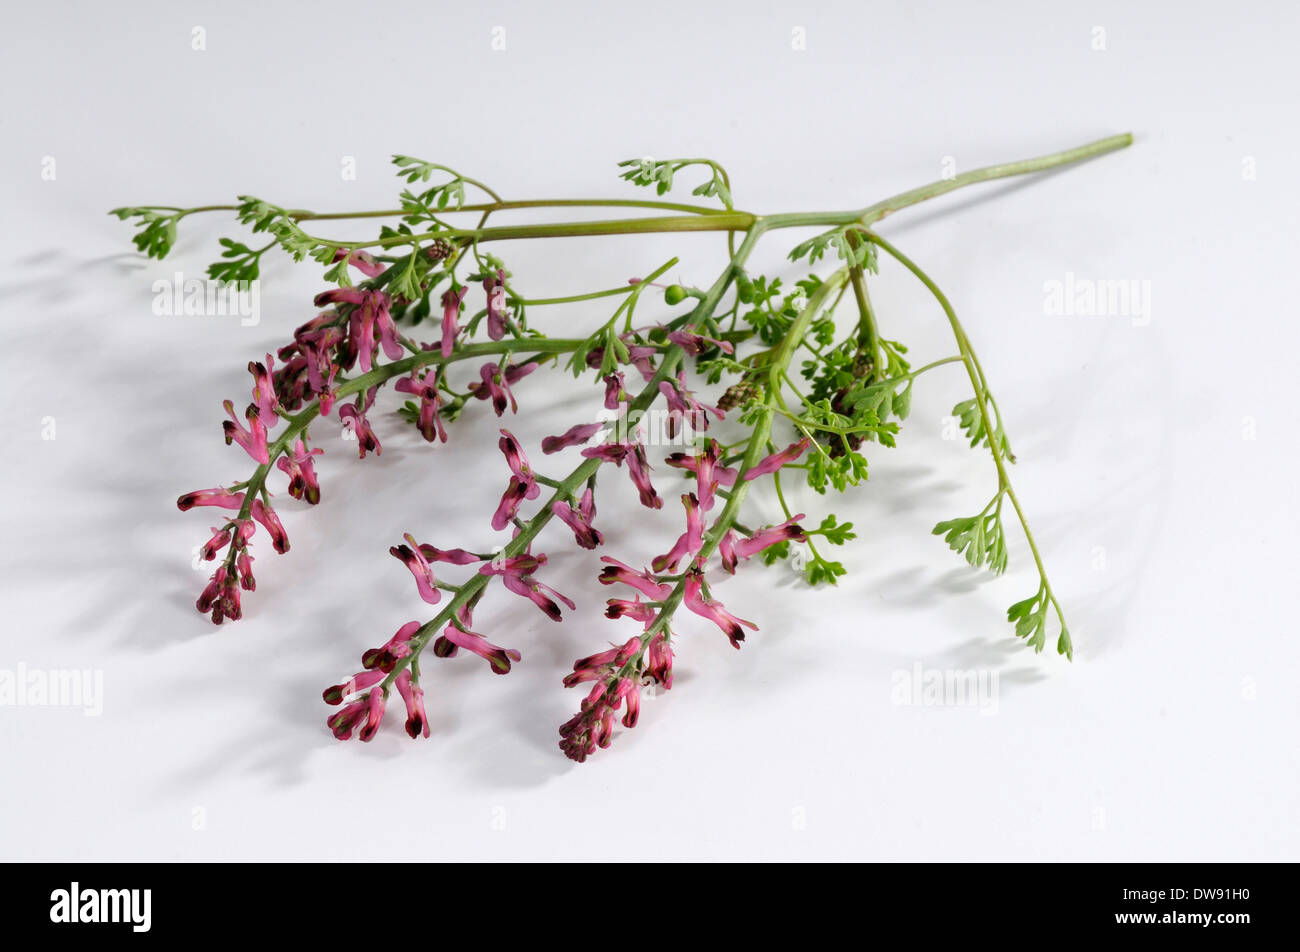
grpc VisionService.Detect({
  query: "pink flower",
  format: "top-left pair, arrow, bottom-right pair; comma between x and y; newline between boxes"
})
327,689 -> 388,742
359,688 -> 388,741
313,286 -> 392,371
658,374 -> 725,437
744,437 -> 812,480
683,568 -> 756,648
491,430 -> 541,531
647,631 -> 674,689
501,572 -> 576,622
440,285 -> 467,357
557,637 -> 646,762
200,526 -> 232,561
597,557 -> 672,600
182,498 -> 265,623
394,669 -> 430,738
332,247 -> 386,279
304,349 -> 342,415
479,552 -> 546,578
580,441 -> 631,465
327,698 -> 369,740
236,550 -> 255,590
394,369 -> 448,443
197,518 -> 253,561
731,516 -> 806,562
178,487 -> 245,512
558,690 -> 618,762
603,373 -> 625,410
666,439 -> 737,512
580,431 -> 658,507
492,478 -> 532,532
563,643 -> 625,688
196,565 -> 242,623
314,287 -> 400,373
362,620 -> 422,672
666,327 -> 733,355
469,361 -> 537,416
416,544 -> 483,565
338,402 -> 381,458
499,430 -> 538,489
552,488 -> 603,549
652,493 -> 704,572
604,597 -> 657,623
249,499 -> 289,553
276,438 -> 323,504
542,421 -> 604,454
625,344 -> 660,380
322,669 -> 386,705
618,678 -> 642,728
222,400 -> 270,464
564,634 -> 639,686
289,320 -> 344,415
483,269 -> 509,340
626,443 -> 661,509
718,531 -> 739,574
193,514 -> 258,624
478,551 -> 574,621
390,533 -> 442,605
248,355 -> 280,422
435,625 -> 521,674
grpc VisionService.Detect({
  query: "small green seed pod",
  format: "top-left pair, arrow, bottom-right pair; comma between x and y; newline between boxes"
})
735,273 -> 755,304
664,284 -> 688,305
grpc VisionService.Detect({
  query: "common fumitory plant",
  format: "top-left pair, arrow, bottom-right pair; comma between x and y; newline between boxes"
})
118,134 -> 1131,762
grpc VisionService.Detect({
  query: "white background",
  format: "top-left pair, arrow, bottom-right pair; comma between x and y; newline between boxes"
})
1,0 -> 1296,861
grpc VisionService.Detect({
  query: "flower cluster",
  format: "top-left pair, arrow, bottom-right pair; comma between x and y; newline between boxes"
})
136,138 -> 1120,759
325,520 -> 578,741
555,437 -> 809,761
175,253 -> 536,625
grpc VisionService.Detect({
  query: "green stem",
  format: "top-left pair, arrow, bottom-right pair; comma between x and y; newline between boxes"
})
141,134 -> 1132,276
844,230 -> 881,370
365,212 -> 757,248
865,233 -> 1071,659
867,231 -> 1012,457
856,133 -> 1132,226
155,199 -> 743,231
513,257 -> 678,307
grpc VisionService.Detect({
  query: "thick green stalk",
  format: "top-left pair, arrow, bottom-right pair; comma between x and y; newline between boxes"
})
856,133 -> 1132,226
150,197 -> 736,221
166,134 -> 1133,254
